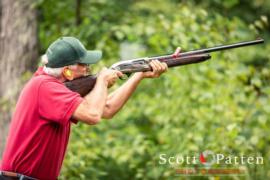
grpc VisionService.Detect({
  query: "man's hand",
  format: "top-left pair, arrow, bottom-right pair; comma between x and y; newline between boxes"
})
137,47 -> 181,79
98,67 -> 123,88
139,60 -> 168,78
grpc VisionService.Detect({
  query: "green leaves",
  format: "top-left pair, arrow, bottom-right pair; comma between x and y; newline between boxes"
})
38,0 -> 269,179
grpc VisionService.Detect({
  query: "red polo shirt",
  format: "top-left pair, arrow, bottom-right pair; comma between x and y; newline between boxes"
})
0,67 -> 83,179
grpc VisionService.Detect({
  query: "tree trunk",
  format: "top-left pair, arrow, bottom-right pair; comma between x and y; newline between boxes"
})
76,0 -> 82,26
0,0 -> 38,157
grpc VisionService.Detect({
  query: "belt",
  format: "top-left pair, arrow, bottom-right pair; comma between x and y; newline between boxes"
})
0,171 -> 37,180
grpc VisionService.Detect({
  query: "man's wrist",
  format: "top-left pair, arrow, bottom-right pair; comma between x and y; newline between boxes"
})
133,72 -> 145,81
97,76 -> 109,87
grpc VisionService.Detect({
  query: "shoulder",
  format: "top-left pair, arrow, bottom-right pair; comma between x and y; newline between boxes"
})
21,75 -> 57,94
21,75 -> 68,98
36,75 -> 80,97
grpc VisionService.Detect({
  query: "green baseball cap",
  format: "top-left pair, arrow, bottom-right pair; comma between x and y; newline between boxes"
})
46,37 -> 102,68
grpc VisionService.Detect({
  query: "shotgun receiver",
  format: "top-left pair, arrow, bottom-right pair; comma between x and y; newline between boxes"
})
65,38 -> 264,96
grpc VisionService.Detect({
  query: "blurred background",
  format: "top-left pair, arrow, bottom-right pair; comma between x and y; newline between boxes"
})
0,0 -> 269,179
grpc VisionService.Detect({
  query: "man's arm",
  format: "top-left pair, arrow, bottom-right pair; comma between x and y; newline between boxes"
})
102,60 -> 168,119
72,68 -> 122,125
102,72 -> 143,119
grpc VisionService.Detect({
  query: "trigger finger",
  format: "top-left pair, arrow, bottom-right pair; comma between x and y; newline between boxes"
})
116,71 -> 123,77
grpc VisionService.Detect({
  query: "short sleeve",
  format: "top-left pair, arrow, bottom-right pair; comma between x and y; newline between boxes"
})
38,81 -> 83,125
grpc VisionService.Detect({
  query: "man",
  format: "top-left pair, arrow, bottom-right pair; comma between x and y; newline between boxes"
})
0,37 -> 178,179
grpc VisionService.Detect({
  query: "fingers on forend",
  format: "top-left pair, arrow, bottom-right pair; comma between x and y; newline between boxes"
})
173,47 -> 181,57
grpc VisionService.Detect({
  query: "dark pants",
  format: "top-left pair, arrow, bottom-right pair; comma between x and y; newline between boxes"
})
0,175 -> 17,180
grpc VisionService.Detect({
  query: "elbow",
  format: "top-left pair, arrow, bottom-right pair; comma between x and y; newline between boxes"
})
102,105 -> 115,119
85,112 -> 102,125
102,112 -> 114,119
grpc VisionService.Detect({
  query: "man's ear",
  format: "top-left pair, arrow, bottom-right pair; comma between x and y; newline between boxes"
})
63,67 -> 74,80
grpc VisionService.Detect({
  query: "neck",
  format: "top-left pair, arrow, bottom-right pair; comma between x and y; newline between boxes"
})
58,76 -> 67,82
52,74 -> 66,82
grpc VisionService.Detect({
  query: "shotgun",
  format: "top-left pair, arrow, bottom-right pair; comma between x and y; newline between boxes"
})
65,38 -> 264,96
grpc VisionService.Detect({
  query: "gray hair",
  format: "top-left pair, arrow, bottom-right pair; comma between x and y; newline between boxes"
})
41,55 -> 78,78
41,54 -> 63,77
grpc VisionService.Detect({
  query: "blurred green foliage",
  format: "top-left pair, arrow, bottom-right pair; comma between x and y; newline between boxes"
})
37,0 -> 270,179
